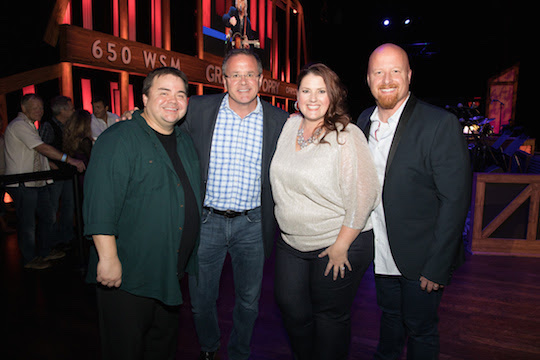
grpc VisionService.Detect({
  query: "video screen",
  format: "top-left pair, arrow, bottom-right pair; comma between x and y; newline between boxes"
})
202,0 -> 271,69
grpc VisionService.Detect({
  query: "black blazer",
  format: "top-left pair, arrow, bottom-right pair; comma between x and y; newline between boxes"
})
357,95 -> 471,284
181,93 -> 288,258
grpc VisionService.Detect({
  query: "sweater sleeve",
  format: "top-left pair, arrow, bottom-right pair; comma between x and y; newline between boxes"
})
339,125 -> 381,230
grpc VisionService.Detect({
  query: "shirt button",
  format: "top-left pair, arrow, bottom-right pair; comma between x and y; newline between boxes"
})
179,227 -> 182,230
180,204 -> 184,208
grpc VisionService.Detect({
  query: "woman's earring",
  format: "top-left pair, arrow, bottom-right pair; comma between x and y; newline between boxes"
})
294,101 -> 299,111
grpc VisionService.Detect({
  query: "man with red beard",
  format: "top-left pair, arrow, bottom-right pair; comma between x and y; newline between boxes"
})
356,43 -> 471,359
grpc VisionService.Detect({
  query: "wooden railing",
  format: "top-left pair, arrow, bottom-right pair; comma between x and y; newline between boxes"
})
470,172 -> 540,257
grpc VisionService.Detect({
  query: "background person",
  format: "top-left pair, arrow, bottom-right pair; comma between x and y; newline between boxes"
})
4,94 -> 84,269
90,96 -> 120,140
63,109 -> 93,198
223,0 -> 258,50
40,95 -> 76,249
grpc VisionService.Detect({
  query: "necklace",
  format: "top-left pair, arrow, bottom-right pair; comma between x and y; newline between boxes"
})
297,126 -> 322,149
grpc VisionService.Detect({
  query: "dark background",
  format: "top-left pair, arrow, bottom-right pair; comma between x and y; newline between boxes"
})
301,1 -> 532,135
1,1 -> 533,138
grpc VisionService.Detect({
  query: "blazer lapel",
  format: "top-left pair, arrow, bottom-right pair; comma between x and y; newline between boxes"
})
385,94 -> 417,176
261,101 -> 279,185
359,112 -> 373,139
199,94 -> 226,182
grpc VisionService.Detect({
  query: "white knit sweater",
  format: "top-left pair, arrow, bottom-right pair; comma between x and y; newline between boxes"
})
270,114 -> 380,252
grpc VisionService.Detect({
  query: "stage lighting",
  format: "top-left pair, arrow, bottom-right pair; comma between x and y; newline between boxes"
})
382,19 -> 390,27
404,18 -> 411,25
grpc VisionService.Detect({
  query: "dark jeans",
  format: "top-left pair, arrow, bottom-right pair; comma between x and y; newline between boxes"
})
48,179 -> 74,246
7,184 -> 55,264
274,230 -> 374,360
96,287 -> 180,360
374,275 -> 444,360
189,207 -> 265,360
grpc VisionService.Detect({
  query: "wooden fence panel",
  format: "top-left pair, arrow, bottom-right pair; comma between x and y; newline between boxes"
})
470,173 -> 540,257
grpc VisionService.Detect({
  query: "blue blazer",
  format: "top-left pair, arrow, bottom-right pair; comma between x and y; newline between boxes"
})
181,93 -> 288,258
356,94 -> 472,284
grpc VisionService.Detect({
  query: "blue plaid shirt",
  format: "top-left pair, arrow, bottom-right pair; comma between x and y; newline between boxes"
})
204,94 -> 264,211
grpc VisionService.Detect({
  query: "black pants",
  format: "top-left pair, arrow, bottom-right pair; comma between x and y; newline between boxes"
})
374,275 -> 443,360
96,287 -> 180,360
274,230 -> 374,360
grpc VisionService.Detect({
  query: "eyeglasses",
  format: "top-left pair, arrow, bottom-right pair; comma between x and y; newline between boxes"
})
224,73 -> 261,81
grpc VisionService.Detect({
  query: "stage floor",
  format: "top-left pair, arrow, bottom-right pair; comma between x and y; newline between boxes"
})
2,216 -> 539,359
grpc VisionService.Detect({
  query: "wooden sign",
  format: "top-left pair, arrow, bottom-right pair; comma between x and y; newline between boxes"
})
58,25 -> 296,99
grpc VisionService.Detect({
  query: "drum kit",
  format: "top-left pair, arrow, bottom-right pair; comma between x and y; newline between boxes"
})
445,103 -> 495,137
446,102 -> 497,171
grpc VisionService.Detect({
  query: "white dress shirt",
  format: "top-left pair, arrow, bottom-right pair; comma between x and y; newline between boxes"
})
368,94 -> 410,275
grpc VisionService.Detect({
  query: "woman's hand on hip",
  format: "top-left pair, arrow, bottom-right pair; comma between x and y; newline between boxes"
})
319,241 -> 351,280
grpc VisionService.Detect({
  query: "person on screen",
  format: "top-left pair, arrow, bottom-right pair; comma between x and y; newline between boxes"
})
223,0 -> 259,50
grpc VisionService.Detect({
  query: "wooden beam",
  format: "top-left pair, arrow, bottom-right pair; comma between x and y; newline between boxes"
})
471,172 -> 540,257
471,175 -> 485,242
0,95 -> 8,133
0,65 -> 63,95
60,62 -> 74,101
162,0 -> 171,50
43,0 -> 71,47
481,185 -> 532,239
472,238 -> 540,257
197,0 -> 204,59
119,71 -> 130,115
272,0 -> 278,78
119,0 -> 129,40
476,173 -> 540,184
527,183 -> 540,241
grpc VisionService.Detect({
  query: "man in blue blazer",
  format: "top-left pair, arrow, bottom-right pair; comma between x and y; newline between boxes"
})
182,49 -> 288,360
356,44 -> 471,359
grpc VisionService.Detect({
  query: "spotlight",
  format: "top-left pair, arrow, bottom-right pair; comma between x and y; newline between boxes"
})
382,19 -> 391,27
404,18 -> 411,25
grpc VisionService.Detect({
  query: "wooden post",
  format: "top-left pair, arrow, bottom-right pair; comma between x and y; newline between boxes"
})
162,0 -> 171,51
271,1 -> 278,79
60,62 -> 74,101
118,0 -> 130,115
527,183 -> 540,241
120,71 -> 130,115
119,0 -> 129,40
197,0 -> 204,59
0,95 -> 8,133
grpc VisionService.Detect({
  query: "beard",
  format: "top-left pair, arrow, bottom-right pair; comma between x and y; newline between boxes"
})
375,85 -> 401,110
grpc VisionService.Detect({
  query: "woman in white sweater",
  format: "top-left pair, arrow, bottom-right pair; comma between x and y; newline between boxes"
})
270,63 -> 380,360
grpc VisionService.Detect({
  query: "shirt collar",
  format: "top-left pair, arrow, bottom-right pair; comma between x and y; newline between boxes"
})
51,116 -> 64,128
221,94 -> 263,117
18,112 -> 36,127
370,92 -> 411,126
134,110 -> 183,138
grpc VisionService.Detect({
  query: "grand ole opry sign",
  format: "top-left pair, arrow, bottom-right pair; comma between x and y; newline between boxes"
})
59,25 -> 296,98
